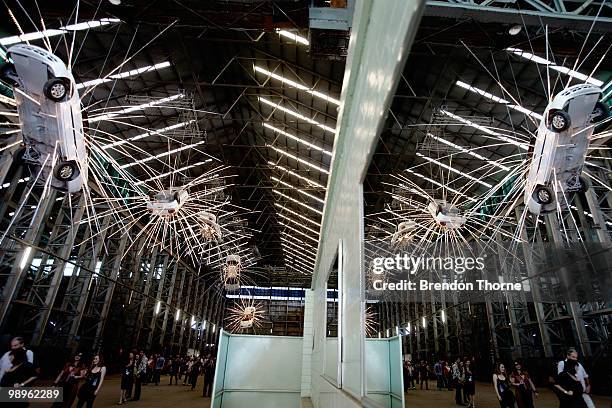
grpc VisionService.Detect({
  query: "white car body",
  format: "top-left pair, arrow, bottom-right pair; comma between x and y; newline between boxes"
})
5,44 -> 87,193
201,212 -> 222,241
427,200 -> 466,229
525,84 -> 603,214
239,306 -> 256,328
146,188 -> 188,217
223,254 -> 241,291
391,220 -> 417,247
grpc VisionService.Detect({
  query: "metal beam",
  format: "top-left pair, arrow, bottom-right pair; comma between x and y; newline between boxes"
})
425,0 -> 612,31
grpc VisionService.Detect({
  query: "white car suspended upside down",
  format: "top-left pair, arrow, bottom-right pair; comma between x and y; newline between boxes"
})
391,220 -> 417,247
2,44 -> 87,193
223,254 -> 241,291
146,188 -> 189,217
200,212 -> 222,242
524,84 -> 609,215
239,306 -> 256,328
427,200 -> 466,229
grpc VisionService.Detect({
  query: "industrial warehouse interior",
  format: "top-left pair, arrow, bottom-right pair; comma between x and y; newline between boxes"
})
0,1 -> 610,407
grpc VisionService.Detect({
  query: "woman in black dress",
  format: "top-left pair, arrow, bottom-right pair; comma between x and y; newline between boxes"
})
189,358 -> 202,390
553,359 -> 587,408
464,360 -> 476,408
118,353 -> 134,405
76,355 -> 106,408
0,348 -> 37,408
493,362 -> 515,408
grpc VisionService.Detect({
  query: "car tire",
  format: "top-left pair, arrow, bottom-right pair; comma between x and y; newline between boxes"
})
0,63 -> 19,87
43,78 -> 69,102
533,185 -> 554,205
549,110 -> 571,132
54,161 -> 80,181
591,102 -> 610,123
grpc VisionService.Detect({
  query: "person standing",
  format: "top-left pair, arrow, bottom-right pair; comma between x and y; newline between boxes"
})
434,360 -> 444,390
183,357 -> 193,386
511,361 -> 537,408
169,355 -> 180,385
153,354 -> 164,385
178,356 -> 186,382
76,355 -> 106,408
554,359 -> 587,408
464,360 -> 475,408
406,361 -> 416,389
146,354 -> 155,385
118,353 -> 135,405
52,352 -> 86,408
558,348 -> 594,408
132,351 -> 147,401
444,361 -> 453,391
403,360 -> 410,392
0,337 -> 35,383
0,348 -> 37,408
452,359 -> 465,405
202,355 -> 216,398
419,360 -> 429,390
493,363 -> 515,408
189,357 -> 201,390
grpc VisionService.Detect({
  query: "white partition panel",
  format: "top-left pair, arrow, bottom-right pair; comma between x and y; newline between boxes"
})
365,337 -> 405,408
212,331 -> 303,408
212,330 -> 231,408
388,336 -> 405,408
324,338 -> 339,382
366,339 -> 391,406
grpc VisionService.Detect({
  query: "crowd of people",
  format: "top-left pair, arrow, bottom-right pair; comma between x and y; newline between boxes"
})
0,336 -> 217,408
113,351 -> 217,405
403,348 -> 598,408
0,336 -> 601,408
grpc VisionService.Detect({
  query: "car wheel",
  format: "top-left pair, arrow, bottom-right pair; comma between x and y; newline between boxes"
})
54,161 -> 80,181
533,185 -> 554,205
549,110 -> 571,132
0,63 -> 19,87
43,78 -> 69,102
591,102 -> 610,123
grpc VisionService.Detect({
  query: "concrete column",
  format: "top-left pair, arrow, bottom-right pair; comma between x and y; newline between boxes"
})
515,208 -> 553,358
0,190 -> 54,327
159,262 -> 179,348
301,289 -> 315,397
546,215 -> 591,356
584,189 -> 611,246
29,195 -> 86,345
92,233 -> 130,350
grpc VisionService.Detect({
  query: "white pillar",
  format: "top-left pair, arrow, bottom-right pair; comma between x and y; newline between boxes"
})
310,0 -> 425,405
301,290 -> 315,397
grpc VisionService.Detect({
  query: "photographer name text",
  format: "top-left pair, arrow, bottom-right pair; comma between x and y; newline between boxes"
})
371,279 -> 523,291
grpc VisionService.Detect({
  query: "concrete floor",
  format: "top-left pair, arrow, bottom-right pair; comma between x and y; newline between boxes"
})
404,382 -> 612,408
36,375 -> 211,408
94,375 -> 211,408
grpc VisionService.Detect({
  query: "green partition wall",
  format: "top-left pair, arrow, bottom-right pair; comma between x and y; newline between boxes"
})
365,336 -> 405,408
211,331 -> 303,408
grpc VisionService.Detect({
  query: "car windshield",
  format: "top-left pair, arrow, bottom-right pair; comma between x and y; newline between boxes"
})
153,191 -> 174,202
441,206 -> 459,216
